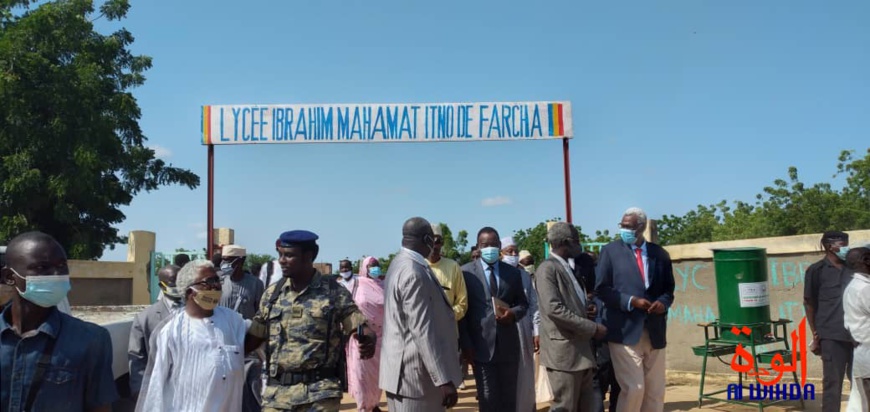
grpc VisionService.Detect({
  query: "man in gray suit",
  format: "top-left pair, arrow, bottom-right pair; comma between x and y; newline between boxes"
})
460,227 -> 529,412
537,222 -> 607,412
380,217 -> 461,411
128,264 -> 184,400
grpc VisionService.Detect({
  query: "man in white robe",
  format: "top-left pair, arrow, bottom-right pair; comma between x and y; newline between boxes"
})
845,247 -> 870,412
137,259 -> 247,412
502,236 -> 540,412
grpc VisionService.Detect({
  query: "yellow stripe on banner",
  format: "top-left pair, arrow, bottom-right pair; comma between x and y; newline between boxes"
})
202,106 -> 211,144
550,103 -> 559,136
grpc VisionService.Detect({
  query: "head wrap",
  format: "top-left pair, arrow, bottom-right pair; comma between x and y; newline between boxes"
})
359,256 -> 379,278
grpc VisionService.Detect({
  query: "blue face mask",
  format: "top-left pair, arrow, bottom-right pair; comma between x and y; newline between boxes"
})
619,228 -> 638,245
369,267 -> 382,278
13,269 -> 72,308
481,247 -> 500,264
836,246 -> 850,261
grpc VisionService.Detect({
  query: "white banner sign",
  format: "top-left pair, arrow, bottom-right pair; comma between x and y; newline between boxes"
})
201,101 -> 572,145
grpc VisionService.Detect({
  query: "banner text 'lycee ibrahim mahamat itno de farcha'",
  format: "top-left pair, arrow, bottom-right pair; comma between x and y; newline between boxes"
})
201,101 -> 573,144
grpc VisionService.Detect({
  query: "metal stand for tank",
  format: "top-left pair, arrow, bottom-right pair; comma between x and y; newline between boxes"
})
692,319 -> 805,412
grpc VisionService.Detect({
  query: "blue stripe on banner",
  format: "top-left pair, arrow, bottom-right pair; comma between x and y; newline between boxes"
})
547,104 -> 554,136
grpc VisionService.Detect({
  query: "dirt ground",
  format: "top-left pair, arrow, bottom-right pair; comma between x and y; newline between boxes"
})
339,372 -> 849,411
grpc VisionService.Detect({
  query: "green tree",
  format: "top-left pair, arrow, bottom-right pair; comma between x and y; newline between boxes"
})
245,253 -> 274,272
657,202 -> 726,246
513,218 -> 602,264
0,0 -> 199,259
658,149 -> 870,245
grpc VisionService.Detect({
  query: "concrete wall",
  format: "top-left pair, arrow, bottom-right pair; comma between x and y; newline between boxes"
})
662,229 -> 870,379
0,230 -> 155,306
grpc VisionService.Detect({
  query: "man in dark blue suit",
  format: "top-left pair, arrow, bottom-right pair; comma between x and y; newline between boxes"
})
595,208 -> 675,412
459,227 -> 529,412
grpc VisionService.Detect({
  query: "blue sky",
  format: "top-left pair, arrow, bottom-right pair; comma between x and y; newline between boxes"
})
98,0 -> 869,266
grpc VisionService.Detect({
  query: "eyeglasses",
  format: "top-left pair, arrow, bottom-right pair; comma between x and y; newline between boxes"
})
190,277 -> 222,289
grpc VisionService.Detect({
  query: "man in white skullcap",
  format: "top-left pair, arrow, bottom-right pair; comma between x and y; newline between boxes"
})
501,236 -> 541,412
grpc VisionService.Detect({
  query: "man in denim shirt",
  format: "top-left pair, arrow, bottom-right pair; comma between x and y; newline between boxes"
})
1,231 -> 118,412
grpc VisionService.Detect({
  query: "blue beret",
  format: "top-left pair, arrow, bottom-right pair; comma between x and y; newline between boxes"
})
278,230 -> 319,247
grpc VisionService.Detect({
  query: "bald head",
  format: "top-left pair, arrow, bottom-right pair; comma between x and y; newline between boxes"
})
402,217 -> 434,257
846,247 -> 870,274
5,232 -> 64,263
158,265 -> 181,284
2,231 -> 69,293
4,231 -> 66,268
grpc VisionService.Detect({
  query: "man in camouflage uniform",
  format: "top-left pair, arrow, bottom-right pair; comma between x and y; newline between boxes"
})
246,230 -> 376,412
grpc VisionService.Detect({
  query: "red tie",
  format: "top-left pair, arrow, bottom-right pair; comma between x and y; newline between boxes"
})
635,248 -> 645,285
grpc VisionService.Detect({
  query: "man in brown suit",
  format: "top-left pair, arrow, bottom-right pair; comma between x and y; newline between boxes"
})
536,222 -> 607,412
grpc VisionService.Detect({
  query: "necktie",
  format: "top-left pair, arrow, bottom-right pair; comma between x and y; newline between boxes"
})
487,266 -> 498,297
635,247 -> 645,286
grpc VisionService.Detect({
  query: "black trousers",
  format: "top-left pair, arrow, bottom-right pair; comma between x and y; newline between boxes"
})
243,356 -> 263,412
821,339 -> 853,412
593,340 -> 620,412
472,359 -> 519,412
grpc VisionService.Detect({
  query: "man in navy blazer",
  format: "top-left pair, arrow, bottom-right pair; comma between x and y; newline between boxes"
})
595,207 -> 675,412
459,227 -> 529,412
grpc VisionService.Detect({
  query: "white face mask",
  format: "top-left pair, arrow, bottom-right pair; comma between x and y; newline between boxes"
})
339,271 -> 353,279
502,255 -> 519,267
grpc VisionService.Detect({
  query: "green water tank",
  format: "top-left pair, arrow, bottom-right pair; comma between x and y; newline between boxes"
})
712,247 -> 772,343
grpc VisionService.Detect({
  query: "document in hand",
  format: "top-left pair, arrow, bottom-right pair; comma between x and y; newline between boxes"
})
492,296 -> 510,317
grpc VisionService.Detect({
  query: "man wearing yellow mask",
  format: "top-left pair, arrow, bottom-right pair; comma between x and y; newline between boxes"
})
128,264 -> 184,401
137,260 -> 247,411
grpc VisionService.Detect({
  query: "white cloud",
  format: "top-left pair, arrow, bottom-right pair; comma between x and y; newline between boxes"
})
195,231 -> 207,240
481,196 -> 512,207
149,144 -> 172,158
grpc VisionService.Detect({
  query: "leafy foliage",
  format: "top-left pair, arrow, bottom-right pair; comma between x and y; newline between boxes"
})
657,149 -> 870,245
513,218 -> 615,264
0,0 -> 199,259
245,253 -> 274,272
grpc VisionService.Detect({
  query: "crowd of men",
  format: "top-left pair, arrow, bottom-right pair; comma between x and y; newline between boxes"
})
1,208 -> 869,412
